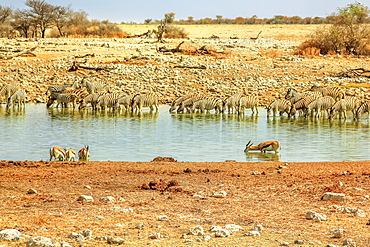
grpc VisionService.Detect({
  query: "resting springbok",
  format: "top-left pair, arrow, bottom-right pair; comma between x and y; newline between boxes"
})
66,148 -> 77,161
78,145 -> 90,161
50,147 -> 66,161
244,140 -> 280,153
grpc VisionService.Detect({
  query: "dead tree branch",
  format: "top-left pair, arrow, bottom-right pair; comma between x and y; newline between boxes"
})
0,45 -> 38,60
333,68 -> 370,78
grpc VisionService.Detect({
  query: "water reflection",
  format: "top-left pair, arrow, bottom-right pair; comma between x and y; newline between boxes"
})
0,105 -> 369,162
245,151 -> 280,162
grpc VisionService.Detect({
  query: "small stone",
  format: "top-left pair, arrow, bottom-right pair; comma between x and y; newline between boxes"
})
321,192 -> 346,201
100,196 -> 116,202
280,241 -> 290,246
189,226 -> 204,236
343,238 -> 356,247
157,215 -> 168,221
107,236 -> 125,244
253,224 -> 264,232
77,195 -> 94,202
247,230 -> 260,236
27,188 -> 37,194
215,229 -> 231,238
0,229 -> 21,240
211,191 -> 227,198
333,229 -> 344,238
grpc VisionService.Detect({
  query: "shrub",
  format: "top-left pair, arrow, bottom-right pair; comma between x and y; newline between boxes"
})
163,25 -> 188,39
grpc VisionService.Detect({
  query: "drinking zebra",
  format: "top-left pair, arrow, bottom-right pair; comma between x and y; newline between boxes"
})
46,80 -> 80,95
131,93 -> 159,112
222,92 -> 242,113
310,86 -> 345,100
6,89 -> 26,108
169,94 -> 198,112
285,87 -> 322,104
116,94 -> 134,111
306,96 -> 335,118
82,79 -> 109,94
328,96 -> 360,119
238,95 -> 259,115
79,92 -> 106,110
46,93 -> 78,108
96,92 -> 125,111
176,95 -> 207,113
267,99 -> 293,117
190,98 -> 223,113
0,83 -> 19,102
355,101 -> 370,120
290,93 -> 322,117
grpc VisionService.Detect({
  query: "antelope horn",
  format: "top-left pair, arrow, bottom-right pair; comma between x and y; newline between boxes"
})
246,140 -> 252,146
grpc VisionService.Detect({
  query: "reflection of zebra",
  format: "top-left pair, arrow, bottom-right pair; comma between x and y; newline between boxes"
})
177,95 -> 207,113
329,97 -> 360,119
238,96 -> 259,115
0,83 -> 19,102
310,86 -> 345,100
306,96 -> 335,118
7,89 -> 26,108
267,99 -> 293,117
46,93 -> 78,108
190,98 -> 223,113
223,93 -> 242,113
131,93 -> 158,112
79,92 -> 106,110
169,94 -> 197,112
355,101 -> 370,120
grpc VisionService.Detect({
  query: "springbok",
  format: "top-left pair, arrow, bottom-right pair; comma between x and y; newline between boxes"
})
244,140 -> 280,153
78,145 -> 90,161
50,147 -> 66,161
66,148 -> 77,161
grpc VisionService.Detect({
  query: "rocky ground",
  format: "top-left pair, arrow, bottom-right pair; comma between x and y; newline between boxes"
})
1,160 -> 370,246
1,25 -> 369,106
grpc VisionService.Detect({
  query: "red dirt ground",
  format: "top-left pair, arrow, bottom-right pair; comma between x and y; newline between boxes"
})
1,160 -> 370,246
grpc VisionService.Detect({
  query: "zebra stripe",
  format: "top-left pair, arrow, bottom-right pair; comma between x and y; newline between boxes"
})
116,94 -> 134,111
46,93 -> 78,108
82,79 -> 109,94
46,80 -> 80,95
238,95 -> 259,115
306,96 -> 335,118
329,96 -> 360,119
131,93 -> 159,112
96,93 -> 125,110
355,101 -> 370,120
285,88 -> 322,104
310,86 -> 345,100
176,95 -> 207,113
79,92 -> 106,110
169,94 -> 198,112
291,94 -> 322,116
222,93 -> 242,113
267,99 -> 293,117
7,89 -> 26,108
0,83 -> 19,102
190,98 -> 223,113
62,87 -> 89,101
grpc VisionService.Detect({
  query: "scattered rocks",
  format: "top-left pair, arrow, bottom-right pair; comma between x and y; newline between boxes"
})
189,226 -> 204,236
26,236 -> 54,247
0,229 -> 21,241
106,236 -> 125,244
333,229 -> 344,238
305,211 -> 327,222
214,229 -> 231,238
100,196 -> 116,202
211,191 -> 227,198
141,179 -> 179,191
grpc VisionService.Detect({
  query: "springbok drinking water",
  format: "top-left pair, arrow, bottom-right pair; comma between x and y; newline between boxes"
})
244,140 -> 280,153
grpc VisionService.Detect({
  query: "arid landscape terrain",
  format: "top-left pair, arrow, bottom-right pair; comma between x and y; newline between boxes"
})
1,25 -> 370,246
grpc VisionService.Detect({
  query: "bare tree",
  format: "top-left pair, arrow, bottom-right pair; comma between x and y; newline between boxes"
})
0,6 -> 12,23
53,5 -> 72,37
12,9 -> 33,38
25,0 -> 56,38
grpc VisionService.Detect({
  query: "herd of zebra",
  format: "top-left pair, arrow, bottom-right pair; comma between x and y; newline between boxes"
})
1,81 -> 369,120
169,86 -> 370,120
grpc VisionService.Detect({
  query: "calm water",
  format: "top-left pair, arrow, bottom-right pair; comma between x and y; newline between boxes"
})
0,104 -> 369,162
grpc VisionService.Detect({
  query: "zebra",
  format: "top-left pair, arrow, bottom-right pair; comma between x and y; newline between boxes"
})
285,87 -> 322,104
222,93 -> 242,113
306,96 -> 336,118
7,89 -> 26,108
79,92 -> 106,110
176,95 -> 208,113
82,79 -> 109,94
116,94 -> 134,111
169,94 -> 198,112
328,96 -> 360,119
96,92 -> 125,111
238,95 -> 259,115
46,93 -> 78,108
0,83 -> 19,102
355,101 -> 370,120
62,87 -> 89,100
290,93 -> 322,117
46,80 -> 80,95
266,99 -> 293,117
190,98 -> 223,113
310,86 -> 345,100
131,93 -> 159,112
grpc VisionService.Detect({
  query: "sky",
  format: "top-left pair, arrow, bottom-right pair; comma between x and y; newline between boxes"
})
1,0 -> 366,23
